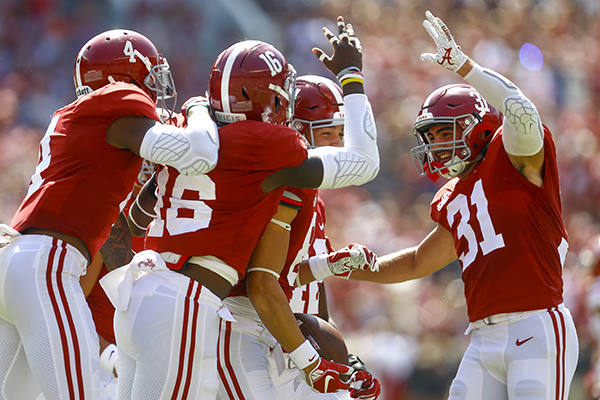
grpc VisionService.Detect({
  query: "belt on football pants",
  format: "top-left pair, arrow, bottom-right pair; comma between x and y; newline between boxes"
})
465,303 -> 565,334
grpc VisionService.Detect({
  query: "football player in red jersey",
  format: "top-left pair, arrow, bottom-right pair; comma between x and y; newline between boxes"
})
347,11 -> 578,400
217,75 -> 380,400
103,16 -> 380,400
0,29 -> 219,400
83,161 -> 157,400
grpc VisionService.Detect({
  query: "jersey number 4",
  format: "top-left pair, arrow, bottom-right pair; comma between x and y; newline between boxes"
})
446,179 -> 505,270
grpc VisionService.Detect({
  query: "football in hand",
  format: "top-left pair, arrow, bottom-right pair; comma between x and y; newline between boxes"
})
294,313 -> 349,365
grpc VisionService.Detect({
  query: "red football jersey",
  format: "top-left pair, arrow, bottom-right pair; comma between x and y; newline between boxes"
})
305,198 -> 333,259
11,82 -> 158,257
279,187 -> 319,299
87,263 -> 115,343
430,125 -> 567,322
229,187 -> 319,299
288,197 -> 332,315
145,120 -> 308,279
88,194 -> 148,345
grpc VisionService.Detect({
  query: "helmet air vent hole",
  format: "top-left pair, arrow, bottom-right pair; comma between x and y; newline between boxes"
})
241,87 -> 250,100
274,96 -> 281,113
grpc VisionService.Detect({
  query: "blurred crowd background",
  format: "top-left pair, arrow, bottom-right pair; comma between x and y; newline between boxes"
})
1,0 -> 600,398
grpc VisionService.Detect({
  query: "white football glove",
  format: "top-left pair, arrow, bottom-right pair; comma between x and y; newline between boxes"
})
420,10 -> 468,72
309,243 -> 378,281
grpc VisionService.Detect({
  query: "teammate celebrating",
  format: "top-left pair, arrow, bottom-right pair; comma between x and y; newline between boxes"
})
0,29 -> 218,400
104,16 -> 379,400
349,11 -> 578,400
218,75 -> 380,400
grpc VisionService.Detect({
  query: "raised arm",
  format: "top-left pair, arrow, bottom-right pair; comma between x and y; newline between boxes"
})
420,10 -> 545,186
262,16 -> 379,192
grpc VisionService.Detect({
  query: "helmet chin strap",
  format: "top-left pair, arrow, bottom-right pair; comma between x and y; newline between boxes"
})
424,157 -> 468,182
440,156 -> 467,179
424,161 -> 446,182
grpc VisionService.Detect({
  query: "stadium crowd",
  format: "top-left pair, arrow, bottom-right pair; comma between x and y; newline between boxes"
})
1,0 -> 600,398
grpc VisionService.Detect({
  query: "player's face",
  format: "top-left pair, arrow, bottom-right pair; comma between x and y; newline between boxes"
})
426,123 -> 459,164
311,125 -> 344,147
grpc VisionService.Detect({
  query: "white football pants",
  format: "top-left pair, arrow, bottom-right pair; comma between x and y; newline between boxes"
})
449,305 -> 578,400
216,301 -> 341,400
0,234 -> 99,400
113,270 -> 222,400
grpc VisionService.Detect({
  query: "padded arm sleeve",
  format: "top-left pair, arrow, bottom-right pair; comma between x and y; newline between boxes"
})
139,111 -> 219,175
463,62 -> 544,156
310,93 -> 379,189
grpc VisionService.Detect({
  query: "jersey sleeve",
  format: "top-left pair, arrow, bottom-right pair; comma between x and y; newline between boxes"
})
261,125 -> 307,170
242,123 -> 308,171
98,82 -> 160,122
429,181 -> 456,229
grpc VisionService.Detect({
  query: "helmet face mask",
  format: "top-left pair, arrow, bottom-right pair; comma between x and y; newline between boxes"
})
412,114 -> 478,180
290,75 -> 345,146
410,84 -> 503,182
208,40 -> 297,125
144,56 -> 176,100
146,56 -> 177,121
73,29 -> 177,120
293,119 -> 345,147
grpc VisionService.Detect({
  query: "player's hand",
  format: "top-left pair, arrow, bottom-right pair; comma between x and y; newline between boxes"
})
135,160 -> 156,187
327,243 -> 378,277
420,10 -> 468,72
313,16 -> 362,77
348,353 -> 369,372
0,224 -> 20,248
181,96 -> 212,121
304,358 -> 353,393
349,370 -> 382,400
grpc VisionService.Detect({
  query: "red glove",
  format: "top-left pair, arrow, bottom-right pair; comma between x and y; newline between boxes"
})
181,96 -> 210,116
329,243 -> 378,277
180,96 -> 212,125
306,358 -> 353,393
309,243 -> 378,281
349,370 -> 381,400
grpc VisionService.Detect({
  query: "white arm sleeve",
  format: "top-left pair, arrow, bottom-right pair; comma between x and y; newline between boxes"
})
310,93 -> 379,189
139,111 -> 219,175
463,62 -> 544,156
